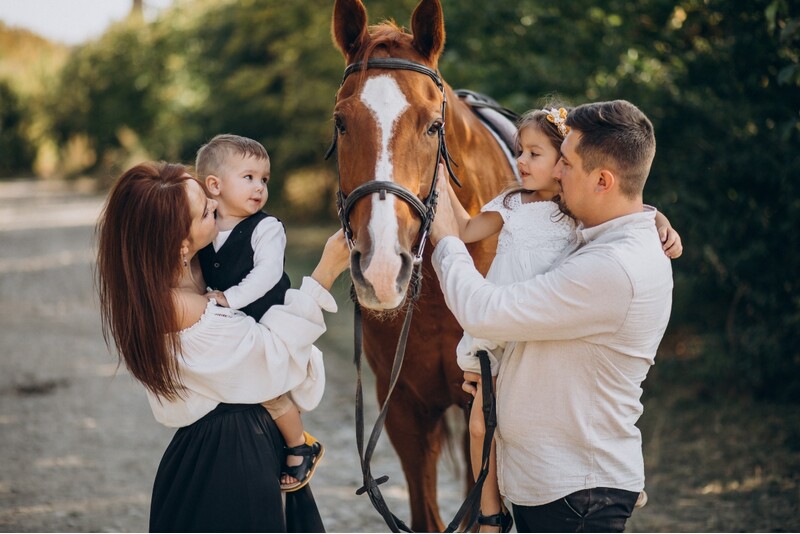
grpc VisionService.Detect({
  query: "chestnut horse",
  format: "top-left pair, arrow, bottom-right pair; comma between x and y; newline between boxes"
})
330,0 -> 516,530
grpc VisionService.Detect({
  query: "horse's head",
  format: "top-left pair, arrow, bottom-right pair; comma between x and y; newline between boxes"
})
331,0 -> 448,311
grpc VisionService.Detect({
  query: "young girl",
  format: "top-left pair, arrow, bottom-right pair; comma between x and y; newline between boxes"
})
447,105 -> 682,532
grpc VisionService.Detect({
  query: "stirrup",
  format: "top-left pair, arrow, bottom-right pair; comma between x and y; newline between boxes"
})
280,431 -> 324,493
477,510 -> 513,532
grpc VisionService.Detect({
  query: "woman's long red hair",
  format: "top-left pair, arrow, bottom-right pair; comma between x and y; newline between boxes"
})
96,162 -> 193,400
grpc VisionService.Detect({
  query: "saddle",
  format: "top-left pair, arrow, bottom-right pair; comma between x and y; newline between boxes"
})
455,89 -> 521,182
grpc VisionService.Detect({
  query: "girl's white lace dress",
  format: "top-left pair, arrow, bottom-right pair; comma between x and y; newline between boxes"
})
456,191 -> 576,375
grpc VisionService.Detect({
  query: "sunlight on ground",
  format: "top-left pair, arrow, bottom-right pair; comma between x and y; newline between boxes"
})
0,493 -> 149,525
0,249 -> 94,274
0,201 -> 103,232
0,179 -> 104,232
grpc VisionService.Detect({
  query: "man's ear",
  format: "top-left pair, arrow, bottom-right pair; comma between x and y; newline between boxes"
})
595,169 -> 616,194
205,175 -> 221,195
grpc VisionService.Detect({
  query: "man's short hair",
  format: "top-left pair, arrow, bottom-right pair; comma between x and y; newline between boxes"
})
195,134 -> 269,179
565,100 -> 656,198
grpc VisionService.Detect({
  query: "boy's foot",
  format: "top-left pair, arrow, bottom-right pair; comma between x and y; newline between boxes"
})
280,431 -> 324,492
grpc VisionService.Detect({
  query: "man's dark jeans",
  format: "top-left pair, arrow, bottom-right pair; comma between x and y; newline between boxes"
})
512,487 -> 639,532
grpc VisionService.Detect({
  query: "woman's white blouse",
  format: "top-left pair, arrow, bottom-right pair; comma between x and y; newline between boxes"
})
147,277 -> 337,428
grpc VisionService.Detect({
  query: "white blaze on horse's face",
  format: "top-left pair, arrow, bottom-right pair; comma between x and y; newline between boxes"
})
358,74 -> 410,309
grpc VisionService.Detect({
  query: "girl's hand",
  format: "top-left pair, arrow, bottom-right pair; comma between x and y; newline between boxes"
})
461,371 -> 481,396
658,225 -> 683,259
311,229 -> 351,289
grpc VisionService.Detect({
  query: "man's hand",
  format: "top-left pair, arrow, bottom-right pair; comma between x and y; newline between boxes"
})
430,163 -> 461,246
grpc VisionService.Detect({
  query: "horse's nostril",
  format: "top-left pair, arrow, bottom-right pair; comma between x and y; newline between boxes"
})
396,252 -> 413,292
350,250 -> 364,280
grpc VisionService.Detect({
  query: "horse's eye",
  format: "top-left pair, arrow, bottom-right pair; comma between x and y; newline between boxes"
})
335,116 -> 346,134
427,120 -> 443,136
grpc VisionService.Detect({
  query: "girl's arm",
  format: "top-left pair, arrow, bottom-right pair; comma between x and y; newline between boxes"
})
654,210 -> 683,259
445,178 -> 503,244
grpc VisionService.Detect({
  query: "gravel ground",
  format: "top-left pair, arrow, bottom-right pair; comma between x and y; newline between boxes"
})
0,180 -> 465,532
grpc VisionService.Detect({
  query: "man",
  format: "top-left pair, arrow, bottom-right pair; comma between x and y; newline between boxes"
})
430,100 -> 673,532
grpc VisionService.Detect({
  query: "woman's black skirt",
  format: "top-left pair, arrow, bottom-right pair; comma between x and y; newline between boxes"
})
149,403 -> 325,533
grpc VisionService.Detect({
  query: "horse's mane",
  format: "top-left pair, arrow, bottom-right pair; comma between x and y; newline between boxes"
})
355,21 -> 414,63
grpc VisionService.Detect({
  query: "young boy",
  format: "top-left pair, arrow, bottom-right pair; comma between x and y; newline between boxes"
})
196,134 -> 323,492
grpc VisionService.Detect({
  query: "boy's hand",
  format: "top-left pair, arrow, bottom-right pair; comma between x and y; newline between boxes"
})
658,225 -> 683,259
204,290 -> 229,307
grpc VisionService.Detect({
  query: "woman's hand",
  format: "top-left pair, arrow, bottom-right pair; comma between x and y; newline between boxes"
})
311,229 -> 351,290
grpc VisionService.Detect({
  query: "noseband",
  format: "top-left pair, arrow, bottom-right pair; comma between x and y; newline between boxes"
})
325,57 -> 461,264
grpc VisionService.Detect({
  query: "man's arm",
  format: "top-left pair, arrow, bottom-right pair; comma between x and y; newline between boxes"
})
432,238 -> 631,342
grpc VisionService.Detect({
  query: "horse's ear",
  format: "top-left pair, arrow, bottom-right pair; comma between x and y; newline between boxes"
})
410,0 -> 445,63
332,0 -> 369,60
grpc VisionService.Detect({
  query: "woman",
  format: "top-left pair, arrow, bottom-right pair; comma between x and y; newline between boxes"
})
96,162 -> 349,532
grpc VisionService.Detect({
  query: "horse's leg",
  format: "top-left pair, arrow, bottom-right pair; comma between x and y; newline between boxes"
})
379,382 -> 447,533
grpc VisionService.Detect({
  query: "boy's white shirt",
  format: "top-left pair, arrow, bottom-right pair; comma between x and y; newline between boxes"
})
213,216 -> 286,311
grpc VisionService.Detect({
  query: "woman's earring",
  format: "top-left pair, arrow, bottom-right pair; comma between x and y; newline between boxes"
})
182,253 -> 188,267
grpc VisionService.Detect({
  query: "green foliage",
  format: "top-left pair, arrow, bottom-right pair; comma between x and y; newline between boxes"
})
441,0 -> 800,400
47,18 -> 169,175
0,80 -> 35,176
14,0 -> 800,398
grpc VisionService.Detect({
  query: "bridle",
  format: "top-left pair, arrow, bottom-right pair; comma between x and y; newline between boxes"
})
325,57 -> 461,264
325,57 -> 497,533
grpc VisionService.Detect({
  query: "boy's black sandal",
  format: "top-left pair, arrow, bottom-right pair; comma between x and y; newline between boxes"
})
280,431 -> 325,493
477,510 -> 514,532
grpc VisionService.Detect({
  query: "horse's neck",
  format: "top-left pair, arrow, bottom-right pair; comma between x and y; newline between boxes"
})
444,86 -> 512,214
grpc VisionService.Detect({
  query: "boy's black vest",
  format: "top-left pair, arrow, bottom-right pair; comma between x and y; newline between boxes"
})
198,211 -> 291,321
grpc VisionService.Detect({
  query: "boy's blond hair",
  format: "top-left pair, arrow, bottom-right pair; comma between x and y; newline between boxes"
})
195,134 -> 269,179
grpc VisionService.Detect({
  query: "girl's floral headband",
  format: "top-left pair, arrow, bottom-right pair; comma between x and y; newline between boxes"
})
545,107 -> 570,137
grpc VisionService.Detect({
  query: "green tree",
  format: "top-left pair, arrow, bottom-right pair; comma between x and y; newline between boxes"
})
48,18 -> 167,175
0,80 -> 34,176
